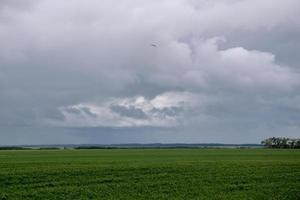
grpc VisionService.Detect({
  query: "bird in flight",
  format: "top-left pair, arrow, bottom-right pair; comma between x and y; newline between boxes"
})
151,43 -> 157,47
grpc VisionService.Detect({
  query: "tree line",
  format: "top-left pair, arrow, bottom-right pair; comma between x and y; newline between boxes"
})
261,137 -> 300,149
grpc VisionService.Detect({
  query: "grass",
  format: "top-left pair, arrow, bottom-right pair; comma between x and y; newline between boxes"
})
0,148 -> 299,199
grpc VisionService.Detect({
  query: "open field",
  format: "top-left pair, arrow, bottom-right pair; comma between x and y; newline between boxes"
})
0,149 -> 299,199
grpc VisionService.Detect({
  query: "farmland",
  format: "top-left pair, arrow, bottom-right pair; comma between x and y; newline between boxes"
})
0,149 -> 299,199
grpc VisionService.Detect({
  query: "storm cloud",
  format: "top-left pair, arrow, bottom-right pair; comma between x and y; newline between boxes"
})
0,0 -> 300,144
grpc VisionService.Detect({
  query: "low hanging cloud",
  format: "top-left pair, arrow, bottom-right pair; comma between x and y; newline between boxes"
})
58,92 -> 203,127
0,0 -> 300,144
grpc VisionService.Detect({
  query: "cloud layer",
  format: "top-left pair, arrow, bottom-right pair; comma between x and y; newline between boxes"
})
0,0 -> 300,144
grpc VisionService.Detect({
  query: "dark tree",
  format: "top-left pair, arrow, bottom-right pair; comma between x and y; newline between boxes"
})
261,137 -> 300,149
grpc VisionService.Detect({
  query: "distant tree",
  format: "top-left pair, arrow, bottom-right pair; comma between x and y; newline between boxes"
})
273,137 -> 281,148
288,139 -> 295,148
280,137 -> 288,148
261,138 -> 272,147
261,137 -> 300,149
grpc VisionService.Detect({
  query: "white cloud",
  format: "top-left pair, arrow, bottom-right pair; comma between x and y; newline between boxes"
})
58,92 -> 203,127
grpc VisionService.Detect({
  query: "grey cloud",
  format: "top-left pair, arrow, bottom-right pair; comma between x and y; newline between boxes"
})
0,0 -> 300,144
64,106 -> 97,118
64,107 -> 81,115
0,0 -> 38,11
111,103 -> 184,119
110,105 -> 148,119
81,107 -> 98,118
58,92 -> 194,128
151,107 -> 184,117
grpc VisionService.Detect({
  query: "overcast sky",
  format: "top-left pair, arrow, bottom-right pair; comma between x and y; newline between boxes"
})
1,0 -> 300,145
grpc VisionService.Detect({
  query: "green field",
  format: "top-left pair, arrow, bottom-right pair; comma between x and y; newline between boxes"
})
0,149 -> 299,200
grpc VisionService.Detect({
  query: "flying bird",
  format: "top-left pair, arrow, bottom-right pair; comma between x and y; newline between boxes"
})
151,43 -> 157,47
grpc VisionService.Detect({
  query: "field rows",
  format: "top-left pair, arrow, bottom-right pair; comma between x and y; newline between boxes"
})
0,149 -> 299,199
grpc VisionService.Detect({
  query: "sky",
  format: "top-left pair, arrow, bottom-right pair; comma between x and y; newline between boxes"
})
0,0 -> 300,145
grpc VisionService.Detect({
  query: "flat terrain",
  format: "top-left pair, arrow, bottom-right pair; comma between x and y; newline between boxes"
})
0,149 -> 299,199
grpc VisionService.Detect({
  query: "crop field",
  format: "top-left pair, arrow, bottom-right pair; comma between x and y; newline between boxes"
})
0,149 -> 299,200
